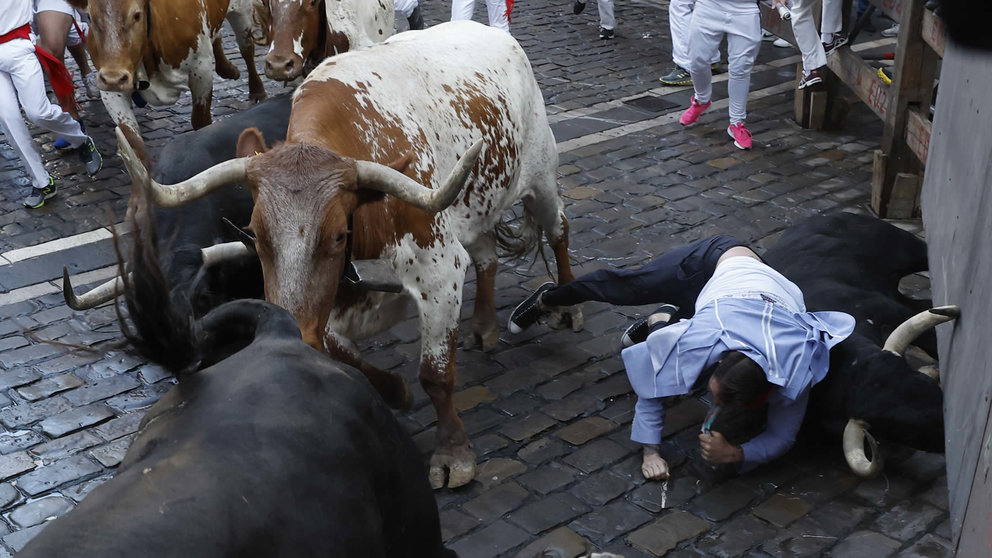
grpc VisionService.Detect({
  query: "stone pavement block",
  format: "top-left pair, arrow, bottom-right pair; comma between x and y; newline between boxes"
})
760,516 -> 839,557
63,374 -> 142,406
28,431 -> 102,460
631,476 -> 697,513
563,439 -> 630,473
509,492 -> 589,535
514,526 -> 590,558
501,413 -> 557,442
89,434 -> 135,468
1,523 -> 46,553
581,374 -> 632,402
888,451 -> 947,483
488,368 -> 552,396
898,533 -> 953,558
473,433 -> 509,457
447,520 -> 530,558
60,476 -> 110,503
919,476 -> 949,511
557,416 -> 618,446
517,461 -> 578,495
544,393 -> 602,422
8,494 -> 73,528
0,336 -> 29,353
0,368 -> 42,391
38,403 -> 114,438
474,458 -> 528,490
691,480 -> 758,522
0,452 -> 36,481
0,483 -> 19,511
16,373 -> 85,402
572,470 -> 633,507
0,343 -> 62,369
91,411 -> 143,441
440,508 -> 481,542
569,500 -> 653,543
870,501 -> 946,542
851,474 -> 918,507
829,530 -> 901,558
454,385 -> 497,412
788,467 -> 861,505
462,482 -> 530,521
537,370 -> 601,401
518,437 -> 570,466
660,398 -> 709,438
600,397 -> 636,426
14,454 -> 102,496
493,393 -> 542,418
0,430 -> 45,455
751,493 -> 812,528
627,511 -> 712,556
695,514 -> 778,557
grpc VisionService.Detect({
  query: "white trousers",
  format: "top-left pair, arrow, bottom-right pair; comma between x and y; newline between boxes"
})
578,0 -> 616,29
450,0 -> 510,33
670,0 -> 719,69
394,0 -> 419,18
0,37 -> 85,189
688,0 -> 760,124
789,0 -> 842,72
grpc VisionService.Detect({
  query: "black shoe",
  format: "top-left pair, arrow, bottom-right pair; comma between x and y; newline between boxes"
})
798,67 -> 823,89
406,5 -> 424,30
573,0 -> 586,15
77,136 -> 103,175
508,282 -> 555,334
621,304 -> 679,348
131,90 -> 148,108
599,27 -> 614,40
822,33 -> 848,56
23,176 -> 57,208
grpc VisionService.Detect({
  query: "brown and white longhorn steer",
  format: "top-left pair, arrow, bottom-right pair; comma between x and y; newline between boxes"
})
256,0 -> 394,81
70,0 -> 266,162
114,21 -> 582,489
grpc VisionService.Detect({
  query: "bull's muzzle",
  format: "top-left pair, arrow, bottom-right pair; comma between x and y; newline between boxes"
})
264,53 -> 303,82
97,69 -> 134,92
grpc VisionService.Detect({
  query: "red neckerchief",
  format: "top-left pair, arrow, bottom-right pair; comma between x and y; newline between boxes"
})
0,24 -> 80,114
506,0 -> 514,22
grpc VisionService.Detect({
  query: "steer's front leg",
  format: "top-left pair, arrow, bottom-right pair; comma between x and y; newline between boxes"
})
188,60 -> 214,130
421,329 -> 474,489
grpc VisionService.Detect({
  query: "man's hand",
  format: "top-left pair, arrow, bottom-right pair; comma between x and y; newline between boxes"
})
699,431 -> 744,465
642,448 -> 670,480
771,0 -> 786,8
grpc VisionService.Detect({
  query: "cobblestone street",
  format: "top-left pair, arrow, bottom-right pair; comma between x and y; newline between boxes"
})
0,1 -> 954,556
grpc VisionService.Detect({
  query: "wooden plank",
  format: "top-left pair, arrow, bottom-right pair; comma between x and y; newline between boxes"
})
867,0 -> 905,26
758,1 -> 796,45
886,172 -> 919,218
904,108 -> 932,164
808,90 -> 828,129
871,149 -> 887,212
826,46 -> 889,119
921,8 -> 946,58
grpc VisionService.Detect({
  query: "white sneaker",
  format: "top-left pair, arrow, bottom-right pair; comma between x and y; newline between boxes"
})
773,38 -> 791,48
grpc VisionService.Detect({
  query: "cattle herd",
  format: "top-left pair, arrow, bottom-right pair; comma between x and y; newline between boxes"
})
32,0 -> 959,555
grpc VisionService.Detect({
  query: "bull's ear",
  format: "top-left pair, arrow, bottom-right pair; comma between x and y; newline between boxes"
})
236,127 -> 268,158
67,0 -> 88,9
386,152 -> 414,174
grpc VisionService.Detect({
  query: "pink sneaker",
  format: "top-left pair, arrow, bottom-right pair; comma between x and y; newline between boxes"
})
679,96 -> 711,126
727,122 -> 753,150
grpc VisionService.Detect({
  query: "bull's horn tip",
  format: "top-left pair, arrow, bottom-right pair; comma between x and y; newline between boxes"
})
931,306 -> 961,318
62,267 -> 80,309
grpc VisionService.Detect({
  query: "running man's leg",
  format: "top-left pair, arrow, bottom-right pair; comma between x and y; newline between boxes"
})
725,10 -> 761,125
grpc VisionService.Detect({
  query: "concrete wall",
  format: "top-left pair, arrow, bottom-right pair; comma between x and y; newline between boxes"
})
920,41 -> 992,554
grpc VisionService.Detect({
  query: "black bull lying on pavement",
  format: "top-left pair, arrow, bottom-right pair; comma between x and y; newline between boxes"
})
764,212 -> 959,478
23,209 -> 454,556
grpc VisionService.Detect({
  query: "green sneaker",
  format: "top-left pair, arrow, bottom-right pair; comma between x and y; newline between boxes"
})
23,176 -> 57,208
659,65 -> 692,86
77,136 -> 103,176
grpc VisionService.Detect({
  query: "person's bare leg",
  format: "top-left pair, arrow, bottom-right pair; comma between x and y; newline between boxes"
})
642,445 -> 670,480
35,10 -> 77,119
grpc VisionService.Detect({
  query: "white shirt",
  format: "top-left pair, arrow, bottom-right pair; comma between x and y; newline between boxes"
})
1,0 -> 34,36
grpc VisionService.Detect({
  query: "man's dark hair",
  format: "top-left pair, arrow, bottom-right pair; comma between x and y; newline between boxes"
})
711,351 -> 771,408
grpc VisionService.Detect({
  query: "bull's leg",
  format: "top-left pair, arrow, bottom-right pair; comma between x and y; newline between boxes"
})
212,36 -> 241,80
323,331 -> 413,411
225,9 -> 267,103
421,330 -> 474,489
463,233 -> 500,350
523,179 -> 584,331
188,60 -> 214,130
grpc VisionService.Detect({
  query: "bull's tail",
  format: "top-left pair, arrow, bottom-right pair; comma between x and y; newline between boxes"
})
115,178 -> 200,377
495,209 -> 555,279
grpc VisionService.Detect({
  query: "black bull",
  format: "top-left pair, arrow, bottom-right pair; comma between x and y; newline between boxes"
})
19,298 -> 454,557
763,213 -> 947,456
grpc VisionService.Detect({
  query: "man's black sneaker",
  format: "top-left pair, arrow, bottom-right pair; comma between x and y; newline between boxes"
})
822,33 -> 848,56
573,0 -> 586,15
798,68 -> 823,89
621,304 -> 679,348
23,176 -> 57,209
660,65 -> 692,86
599,27 -> 614,40
508,282 -> 555,334
77,136 -> 103,175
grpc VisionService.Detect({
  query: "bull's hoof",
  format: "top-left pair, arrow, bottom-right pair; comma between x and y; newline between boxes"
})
549,306 -> 584,332
428,444 -> 476,489
249,89 -> 267,104
462,325 -> 500,351
216,63 -> 240,80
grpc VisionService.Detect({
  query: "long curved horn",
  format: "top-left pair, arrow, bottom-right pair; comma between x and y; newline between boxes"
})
201,242 -> 255,268
354,138 -> 484,213
843,418 -> 884,478
882,305 -> 961,355
115,127 -> 248,208
63,267 -> 126,310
